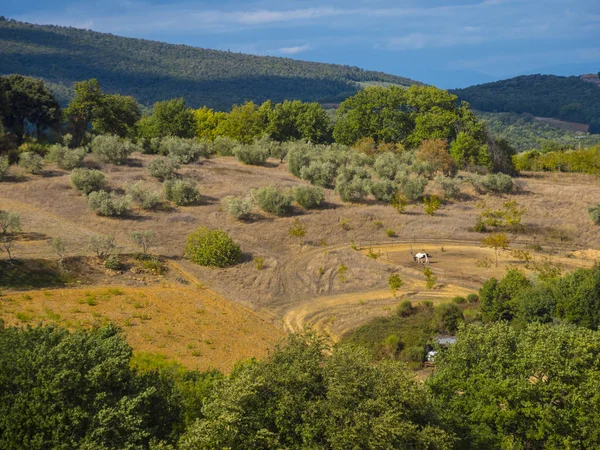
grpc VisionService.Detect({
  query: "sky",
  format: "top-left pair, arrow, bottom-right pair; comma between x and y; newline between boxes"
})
3,0 -> 600,88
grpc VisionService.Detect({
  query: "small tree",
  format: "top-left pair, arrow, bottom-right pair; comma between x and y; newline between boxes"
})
294,186 -> 324,209
88,191 -> 131,217
184,227 -> 241,267
18,152 -> 44,174
288,219 -> 307,248
252,186 -> 293,216
51,237 -> 67,266
70,169 -> 105,195
88,235 -> 116,259
0,156 -> 10,180
130,231 -> 156,255
391,191 -> 408,214
147,156 -> 180,180
587,204 -> 600,224
90,134 -> 137,165
0,210 -> 21,261
125,181 -> 162,210
423,267 -> 437,289
423,195 -> 441,216
388,274 -> 404,297
482,232 -> 509,267
221,195 -> 254,221
164,179 -> 201,206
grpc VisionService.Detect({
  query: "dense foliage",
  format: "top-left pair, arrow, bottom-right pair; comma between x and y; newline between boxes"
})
0,18 -> 418,110
0,322 -> 181,449
513,145 -> 600,174
453,75 -> 600,133
184,227 -> 241,267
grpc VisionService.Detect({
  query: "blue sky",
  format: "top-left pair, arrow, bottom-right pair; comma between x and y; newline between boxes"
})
4,0 -> 600,88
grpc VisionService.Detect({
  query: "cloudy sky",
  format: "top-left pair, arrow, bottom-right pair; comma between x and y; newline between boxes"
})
4,0 -> 600,87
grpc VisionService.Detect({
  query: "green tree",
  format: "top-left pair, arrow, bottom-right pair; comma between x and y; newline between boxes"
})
130,230 -> 157,255
428,322 -> 600,449
479,268 -> 531,322
216,101 -> 266,144
388,273 -> 404,296
481,232 -> 509,267
93,93 -> 141,138
0,210 -> 21,260
184,227 -> 241,267
139,98 -> 196,140
63,79 -> 103,146
1,75 -> 60,143
0,323 -> 182,449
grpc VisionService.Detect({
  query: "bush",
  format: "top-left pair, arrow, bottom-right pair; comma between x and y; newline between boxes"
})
0,156 -> 9,180
104,254 -> 122,270
70,169 -> 106,195
88,190 -> 131,217
299,161 -> 337,187
452,296 -> 467,304
398,175 -> 427,201
423,195 -> 441,216
147,156 -> 180,180
125,181 -> 162,210
406,345 -> 426,363
233,143 -> 269,165
18,152 -> 44,174
164,179 -> 201,206
433,303 -> 464,332
212,136 -> 238,156
371,179 -> 396,202
90,134 -> 138,165
588,204 -> 600,224
184,227 -> 241,267
435,175 -> 460,199
252,186 -> 293,216
335,165 -> 371,202
159,136 -> 207,163
47,144 -> 86,170
374,152 -> 402,180
396,300 -> 414,317
294,186 -> 324,209
221,195 -> 254,220
470,173 -> 514,194
467,293 -> 479,303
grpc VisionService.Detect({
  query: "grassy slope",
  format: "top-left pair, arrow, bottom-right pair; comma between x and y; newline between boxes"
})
0,18 -> 419,109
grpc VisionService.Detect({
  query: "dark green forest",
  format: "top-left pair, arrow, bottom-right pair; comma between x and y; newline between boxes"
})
0,17 -> 418,110
453,74 -> 600,133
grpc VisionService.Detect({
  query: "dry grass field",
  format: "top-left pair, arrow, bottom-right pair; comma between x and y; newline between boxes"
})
1,153 -> 599,366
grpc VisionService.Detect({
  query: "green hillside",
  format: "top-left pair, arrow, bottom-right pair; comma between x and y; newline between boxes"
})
0,17 -> 419,110
453,74 -> 600,133
477,111 -> 600,152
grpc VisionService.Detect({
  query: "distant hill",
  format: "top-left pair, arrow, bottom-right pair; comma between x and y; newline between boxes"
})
0,17 -> 420,110
452,74 -> 600,134
476,111 -> 600,152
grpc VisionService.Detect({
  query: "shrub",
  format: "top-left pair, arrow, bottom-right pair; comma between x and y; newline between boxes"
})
398,175 -> 427,201
147,156 -> 180,180
286,141 -> 317,177
299,161 -> 337,187
0,156 -> 9,180
386,229 -> 397,238
252,186 -> 293,216
18,152 -> 44,174
47,144 -> 86,170
371,179 -> 396,202
213,136 -> 238,156
233,144 -> 269,165
70,169 -> 105,194
374,152 -> 402,180
88,190 -> 131,217
467,293 -> 480,303
125,181 -> 162,210
423,195 -> 441,216
470,173 -> 514,194
335,165 -> 371,202
90,134 -> 138,165
396,300 -> 414,317
164,179 -> 201,206
88,235 -> 116,258
433,303 -> 464,332
184,227 -> 241,267
452,296 -> 467,304
221,195 -> 254,220
294,186 -> 324,209
159,136 -> 207,163
423,267 -> 437,289
104,254 -> 122,271
434,175 -> 460,199
588,204 -> 600,224
406,345 -> 426,363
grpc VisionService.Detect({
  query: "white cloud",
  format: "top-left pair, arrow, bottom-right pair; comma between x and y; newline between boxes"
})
278,43 -> 311,54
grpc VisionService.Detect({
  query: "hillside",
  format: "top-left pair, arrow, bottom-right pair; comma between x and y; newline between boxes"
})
477,111 -> 600,152
0,17 -> 419,109
453,74 -> 600,133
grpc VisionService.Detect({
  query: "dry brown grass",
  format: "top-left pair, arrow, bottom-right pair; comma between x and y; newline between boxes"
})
1,153 -> 599,346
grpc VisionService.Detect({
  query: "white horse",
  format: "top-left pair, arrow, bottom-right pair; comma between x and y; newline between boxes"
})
412,252 -> 431,264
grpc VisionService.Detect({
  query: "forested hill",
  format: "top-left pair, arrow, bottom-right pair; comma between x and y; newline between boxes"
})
0,17 -> 419,110
452,74 -> 600,133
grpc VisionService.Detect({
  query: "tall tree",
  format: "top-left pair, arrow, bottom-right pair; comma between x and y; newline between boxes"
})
1,75 -> 60,143
63,79 -> 103,146
138,98 -> 195,140
93,93 -> 141,138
